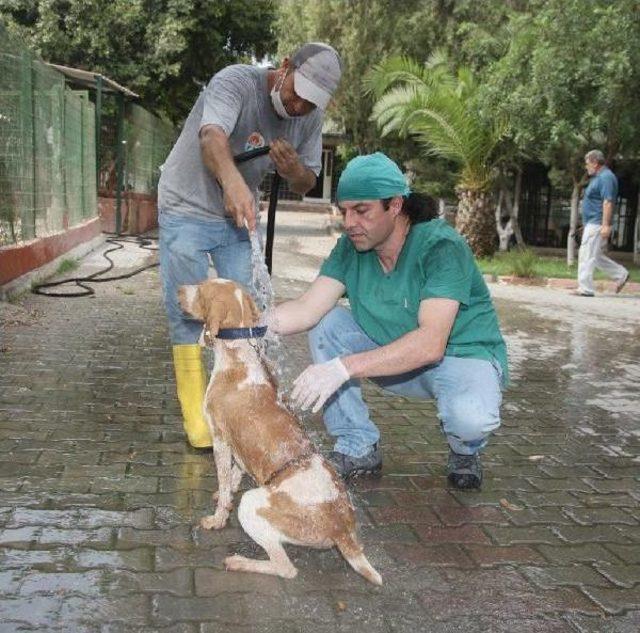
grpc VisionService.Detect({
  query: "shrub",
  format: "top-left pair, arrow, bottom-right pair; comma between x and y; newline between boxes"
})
504,248 -> 540,278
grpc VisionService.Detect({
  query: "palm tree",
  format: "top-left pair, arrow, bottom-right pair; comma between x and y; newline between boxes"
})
366,53 -> 505,257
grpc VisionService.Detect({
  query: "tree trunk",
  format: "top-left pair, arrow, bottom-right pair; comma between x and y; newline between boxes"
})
495,169 -> 525,252
567,181 -> 581,265
511,168 -> 524,247
634,212 -> 639,266
495,190 -> 514,252
456,189 -> 496,257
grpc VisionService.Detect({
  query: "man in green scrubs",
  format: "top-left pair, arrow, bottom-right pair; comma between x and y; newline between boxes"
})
271,152 -> 508,489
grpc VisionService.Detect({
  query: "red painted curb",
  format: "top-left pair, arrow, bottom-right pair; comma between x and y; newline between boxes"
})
495,275 -> 639,294
0,218 -> 102,286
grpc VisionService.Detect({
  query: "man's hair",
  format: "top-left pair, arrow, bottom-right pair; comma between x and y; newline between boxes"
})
585,149 -> 606,165
382,193 -> 438,224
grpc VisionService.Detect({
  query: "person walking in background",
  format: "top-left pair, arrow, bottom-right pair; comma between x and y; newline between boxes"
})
158,43 -> 342,447
575,149 -> 629,297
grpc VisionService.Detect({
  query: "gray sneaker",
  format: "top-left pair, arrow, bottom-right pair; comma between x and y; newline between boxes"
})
328,444 -> 382,479
447,450 -> 482,489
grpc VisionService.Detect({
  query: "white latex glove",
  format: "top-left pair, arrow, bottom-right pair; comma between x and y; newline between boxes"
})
291,357 -> 351,413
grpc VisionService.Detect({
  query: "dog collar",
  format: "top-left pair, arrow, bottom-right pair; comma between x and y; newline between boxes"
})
215,326 -> 268,340
263,451 -> 316,486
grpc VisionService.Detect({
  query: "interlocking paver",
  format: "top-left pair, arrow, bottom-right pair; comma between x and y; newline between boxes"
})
594,563 -> 640,588
580,585 -> 640,614
605,544 -> 640,564
383,542 -> 474,568
564,507 -> 638,525
464,544 -> 546,566
0,599 -> 63,628
484,525 -> 562,545
416,569 -> 601,618
521,564 -> 615,589
568,612 -> 640,633
538,543 -> 624,565
1,213 -> 639,629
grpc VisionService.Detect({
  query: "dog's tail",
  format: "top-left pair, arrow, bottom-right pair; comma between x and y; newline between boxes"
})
335,532 -> 382,586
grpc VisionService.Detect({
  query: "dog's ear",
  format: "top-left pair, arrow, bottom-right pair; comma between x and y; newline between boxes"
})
204,300 -> 226,340
242,293 -> 260,325
178,285 -> 205,321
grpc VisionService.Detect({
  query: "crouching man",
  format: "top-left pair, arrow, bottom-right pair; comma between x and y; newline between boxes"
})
269,152 -> 508,489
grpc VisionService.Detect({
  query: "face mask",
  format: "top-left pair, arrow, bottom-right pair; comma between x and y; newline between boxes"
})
270,71 -> 293,119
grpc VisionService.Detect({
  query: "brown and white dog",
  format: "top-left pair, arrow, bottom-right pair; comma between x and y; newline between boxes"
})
178,278 -> 382,585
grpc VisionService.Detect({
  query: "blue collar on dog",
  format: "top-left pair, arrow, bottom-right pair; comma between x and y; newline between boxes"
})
216,326 -> 268,340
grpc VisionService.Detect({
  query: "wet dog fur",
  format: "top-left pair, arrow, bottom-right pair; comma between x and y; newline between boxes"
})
178,278 -> 382,585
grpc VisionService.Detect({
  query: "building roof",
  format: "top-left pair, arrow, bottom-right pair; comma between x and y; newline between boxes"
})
45,63 -> 139,98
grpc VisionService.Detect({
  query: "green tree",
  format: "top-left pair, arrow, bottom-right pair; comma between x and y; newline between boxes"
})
274,0 -> 531,202
276,0 -> 405,153
368,53 -> 505,256
483,0 -> 640,262
0,0 -> 277,122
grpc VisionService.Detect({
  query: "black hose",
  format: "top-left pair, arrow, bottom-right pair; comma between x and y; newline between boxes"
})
31,235 -> 158,298
232,144 -> 280,274
265,172 -> 281,274
233,146 -> 271,164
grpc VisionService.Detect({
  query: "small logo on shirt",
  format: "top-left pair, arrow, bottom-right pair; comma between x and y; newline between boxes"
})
245,132 -> 266,152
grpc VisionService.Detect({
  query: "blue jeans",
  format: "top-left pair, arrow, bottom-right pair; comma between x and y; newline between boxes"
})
158,210 -> 252,344
309,307 -> 503,458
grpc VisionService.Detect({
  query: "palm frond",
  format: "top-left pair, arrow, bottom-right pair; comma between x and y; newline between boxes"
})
364,55 -> 430,99
369,54 -> 503,191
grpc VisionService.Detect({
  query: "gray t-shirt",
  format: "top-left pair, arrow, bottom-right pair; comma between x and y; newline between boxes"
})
158,65 -> 323,221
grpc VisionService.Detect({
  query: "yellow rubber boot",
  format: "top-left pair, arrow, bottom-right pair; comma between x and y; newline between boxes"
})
172,344 -> 212,448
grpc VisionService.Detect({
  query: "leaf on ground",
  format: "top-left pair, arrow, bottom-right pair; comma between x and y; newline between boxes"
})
500,498 -> 523,511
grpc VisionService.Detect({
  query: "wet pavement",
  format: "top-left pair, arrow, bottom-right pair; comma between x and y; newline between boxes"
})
1,213 -> 639,632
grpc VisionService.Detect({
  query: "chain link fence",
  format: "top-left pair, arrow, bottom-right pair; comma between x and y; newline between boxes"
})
0,27 -> 96,246
123,103 -> 175,195
1,24 -> 176,247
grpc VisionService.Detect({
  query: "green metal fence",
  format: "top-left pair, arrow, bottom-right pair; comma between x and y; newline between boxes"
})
0,24 -> 176,247
123,103 -> 175,195
0,28 -> 97,246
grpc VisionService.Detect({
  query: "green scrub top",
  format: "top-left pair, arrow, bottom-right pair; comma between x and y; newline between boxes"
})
320,219 -> 509,384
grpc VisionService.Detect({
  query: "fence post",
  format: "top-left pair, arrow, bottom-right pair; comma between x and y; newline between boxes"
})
50,82 -> 65,225
95,75 -> 102,189
80,93 -> 86,220
115,93 -> 125,235
19,50 -> 36,239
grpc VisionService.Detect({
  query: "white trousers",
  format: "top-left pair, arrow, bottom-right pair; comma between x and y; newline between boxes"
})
577,223 -> 628,294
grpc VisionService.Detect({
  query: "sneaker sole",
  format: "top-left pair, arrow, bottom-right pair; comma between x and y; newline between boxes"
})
616,275 -> 629,294
343,463 -> 383,480
448,472 -> 482,490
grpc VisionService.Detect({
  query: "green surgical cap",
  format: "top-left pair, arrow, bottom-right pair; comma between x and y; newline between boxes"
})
336,152 -> 411,202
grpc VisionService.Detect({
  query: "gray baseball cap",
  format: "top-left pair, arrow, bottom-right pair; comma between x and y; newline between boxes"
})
291,42 -> 342,110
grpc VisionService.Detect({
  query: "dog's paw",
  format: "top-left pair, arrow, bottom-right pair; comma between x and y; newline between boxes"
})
224,554 -> 247,571
200,513 -> 228,530
224,554 -> 298,579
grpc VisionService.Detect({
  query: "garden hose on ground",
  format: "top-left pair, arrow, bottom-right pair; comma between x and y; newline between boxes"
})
31,235 -> 159,298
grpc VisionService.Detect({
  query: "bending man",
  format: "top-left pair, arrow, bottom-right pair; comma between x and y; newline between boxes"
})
158,43 -> 342,447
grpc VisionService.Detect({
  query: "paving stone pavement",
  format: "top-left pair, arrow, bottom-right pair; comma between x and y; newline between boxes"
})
1,215 -> 639,632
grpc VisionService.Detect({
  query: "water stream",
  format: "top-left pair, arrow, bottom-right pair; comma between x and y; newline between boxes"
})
249,228 -> 297,407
